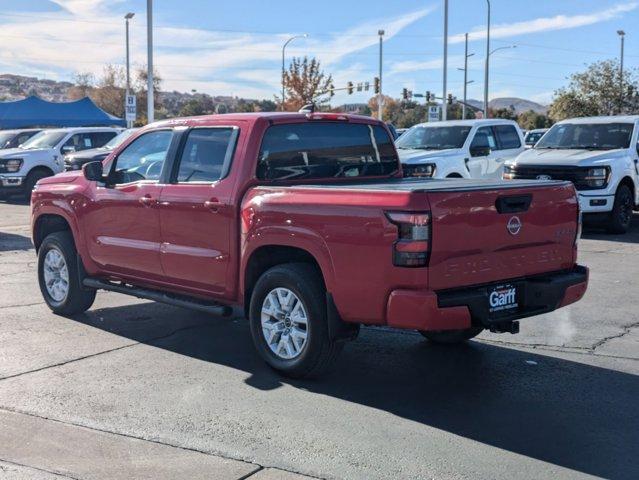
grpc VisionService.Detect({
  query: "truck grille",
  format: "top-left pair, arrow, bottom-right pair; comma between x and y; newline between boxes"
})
505,165 -> 604,190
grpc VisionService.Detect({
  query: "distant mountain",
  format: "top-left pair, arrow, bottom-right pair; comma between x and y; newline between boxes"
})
466,97 -> 548,115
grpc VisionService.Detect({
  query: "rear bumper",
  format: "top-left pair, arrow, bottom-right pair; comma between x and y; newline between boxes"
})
386,265 -> 589,332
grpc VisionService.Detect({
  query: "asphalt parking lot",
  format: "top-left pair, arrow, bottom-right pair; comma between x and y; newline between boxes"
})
0,198 -> 638,480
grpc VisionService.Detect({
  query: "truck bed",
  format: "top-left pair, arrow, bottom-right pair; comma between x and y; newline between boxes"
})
272,177 -> 569,193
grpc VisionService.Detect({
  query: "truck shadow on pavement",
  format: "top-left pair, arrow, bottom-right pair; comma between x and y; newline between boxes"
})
582,212 -> 639,244
0,231 -> 33,252
69,302 -> 639,480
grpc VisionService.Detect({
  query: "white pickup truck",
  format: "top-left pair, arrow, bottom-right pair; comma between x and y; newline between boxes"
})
0,127 -> 120,198
397,119 -> 525,179
504,116 -> 639,233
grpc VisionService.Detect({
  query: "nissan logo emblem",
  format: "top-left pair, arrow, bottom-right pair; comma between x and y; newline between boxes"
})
536,174 -> 552,180
507,216 -> 522,235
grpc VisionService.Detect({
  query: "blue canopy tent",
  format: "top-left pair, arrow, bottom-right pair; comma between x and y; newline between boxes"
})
0,96 -> 125,129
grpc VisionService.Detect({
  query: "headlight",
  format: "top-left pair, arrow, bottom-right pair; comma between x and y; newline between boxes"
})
502,164 -> 516,179
0,158 -> 23,173
404,163 -> 436,178
583,166 -> 610,188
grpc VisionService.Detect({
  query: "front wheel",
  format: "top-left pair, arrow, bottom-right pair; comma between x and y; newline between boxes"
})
24,169 -> 50,197
249,263 -> 343,378
606,184 -> 634,234
38,231 -> 96,315
419,327 -> 483,344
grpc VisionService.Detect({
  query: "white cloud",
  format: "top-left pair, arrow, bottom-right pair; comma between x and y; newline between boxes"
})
451,2 -> 638,43
0,1 -> 435,99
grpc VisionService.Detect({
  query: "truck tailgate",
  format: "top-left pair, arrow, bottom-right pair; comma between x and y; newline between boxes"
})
427,182 -> 579,290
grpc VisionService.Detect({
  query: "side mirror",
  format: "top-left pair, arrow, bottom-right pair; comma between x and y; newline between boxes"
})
61,145 -> 76,155
83,161 -> 104,182
470,146 -> 491,157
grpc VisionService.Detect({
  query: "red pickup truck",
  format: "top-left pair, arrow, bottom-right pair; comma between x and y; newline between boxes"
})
31,113 -> 588,377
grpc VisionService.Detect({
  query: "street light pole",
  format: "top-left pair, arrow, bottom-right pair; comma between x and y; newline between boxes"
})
281,34 -> 307,111
618,30 -> 626,114
460,33 -> 475,119
146,0 -> 154,124
378,29 -> 385,121
124,12 -> 134,128
483,0 -> 491,118
442,0 -> 448,121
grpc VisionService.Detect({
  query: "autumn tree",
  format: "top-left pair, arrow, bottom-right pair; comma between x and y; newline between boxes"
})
281,57 -> 333,111
549,59 -> 639,120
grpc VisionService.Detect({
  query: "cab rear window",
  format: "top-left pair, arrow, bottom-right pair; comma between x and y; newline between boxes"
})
257,122 -> 399,181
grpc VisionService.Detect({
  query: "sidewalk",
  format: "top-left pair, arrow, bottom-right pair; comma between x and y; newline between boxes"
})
0,409 -> 314,480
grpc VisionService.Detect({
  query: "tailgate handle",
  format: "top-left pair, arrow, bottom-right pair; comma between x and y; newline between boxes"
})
495,194 -> 532,214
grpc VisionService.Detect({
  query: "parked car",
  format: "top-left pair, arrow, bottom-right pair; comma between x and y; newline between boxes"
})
64,128 -> 139,171
397,119 -> 525,179
31,113 -> 588,377
504,116 -> 639,234
0,127 -> 120,198
0,129 -> 43,150
524,128 -> 549,148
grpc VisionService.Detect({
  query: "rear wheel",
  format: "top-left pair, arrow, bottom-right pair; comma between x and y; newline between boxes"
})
446,173 -> 463,178
419,327 -> 483,344
24,169 -> 51,197
249,263 -> 343,378
606,184 -> 633,234
38,231 -> 96,315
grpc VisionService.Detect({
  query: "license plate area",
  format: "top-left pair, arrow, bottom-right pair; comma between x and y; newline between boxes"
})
488,283 -> 521,319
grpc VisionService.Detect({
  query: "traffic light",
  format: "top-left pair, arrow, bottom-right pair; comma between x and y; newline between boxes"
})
374,77 -> 380,94
402,88 -> 408,100
329,83 -> 335,97
447,93 -> 453,105
425,91 -> 431,102
347,81 -> 354,95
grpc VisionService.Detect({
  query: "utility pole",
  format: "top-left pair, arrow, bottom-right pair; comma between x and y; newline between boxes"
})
124,12 -> 134,128
378,29 -> 385,121
483,0 -> 491,118
146,0 -> 154,124
442,0 -> 448,121
618,30 -> 626,114
458,33 -> 475,119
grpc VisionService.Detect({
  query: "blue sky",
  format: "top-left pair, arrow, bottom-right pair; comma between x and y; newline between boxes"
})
0,0 -> 637,106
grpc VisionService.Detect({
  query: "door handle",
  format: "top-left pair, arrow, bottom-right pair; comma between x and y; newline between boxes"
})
139,195 -> 155,206
204,198 -> 223,211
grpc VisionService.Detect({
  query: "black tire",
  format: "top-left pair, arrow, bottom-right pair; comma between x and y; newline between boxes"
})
249,263 -> 343,378
24,169 -> 51,197
446,173 -> 463,178
606,184 -> 634,234
419,327 -> 483,344
38,231 -> 96,315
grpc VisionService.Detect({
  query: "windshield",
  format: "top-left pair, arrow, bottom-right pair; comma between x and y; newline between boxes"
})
525,131 -> 545,145
395,125 -> 471,150
21,131 -> 67,150
103,128 -> 137,149
0,132 -> 16,149
535,123 -> 633,150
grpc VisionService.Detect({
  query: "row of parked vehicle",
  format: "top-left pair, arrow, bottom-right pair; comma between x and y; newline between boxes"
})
397,116 -> 639,233
0,126 -> 137,198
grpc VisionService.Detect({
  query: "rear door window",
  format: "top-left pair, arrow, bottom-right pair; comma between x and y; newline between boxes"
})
257,122 -> 398,180
494,125 -> 521,149
175,128 -> 238,183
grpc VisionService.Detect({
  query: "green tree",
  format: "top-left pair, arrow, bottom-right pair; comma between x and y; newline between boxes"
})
517,110 -> 552,130
549,59 -> 639,120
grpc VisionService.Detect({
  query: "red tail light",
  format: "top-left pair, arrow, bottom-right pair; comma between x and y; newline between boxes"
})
385,211 -> 431,267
